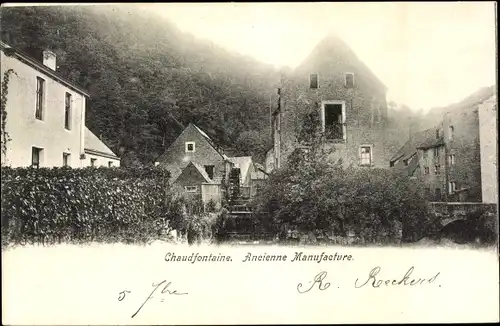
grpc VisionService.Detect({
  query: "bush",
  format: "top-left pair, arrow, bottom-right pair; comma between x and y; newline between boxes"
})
0,166 -> 187,246
212,208 -> 230,243
205,199 -> 218,213
252,147 -> 432,244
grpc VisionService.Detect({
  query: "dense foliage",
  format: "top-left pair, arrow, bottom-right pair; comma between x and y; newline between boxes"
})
254,162 -> 435,243
252,110 -> 434,244
0,166 -> 183,245
0,5 -> 275,165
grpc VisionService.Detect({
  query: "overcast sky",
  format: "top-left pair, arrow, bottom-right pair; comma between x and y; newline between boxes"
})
143,2 -> 496,111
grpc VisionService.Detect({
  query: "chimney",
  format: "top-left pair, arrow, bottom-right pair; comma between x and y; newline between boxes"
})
42,50 -> 56,71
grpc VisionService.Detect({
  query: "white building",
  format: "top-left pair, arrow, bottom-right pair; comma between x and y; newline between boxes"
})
478,93 -> 498,204
0,41 -> 120,168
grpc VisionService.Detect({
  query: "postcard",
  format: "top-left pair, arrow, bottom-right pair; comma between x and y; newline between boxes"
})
1,2 -> 498,325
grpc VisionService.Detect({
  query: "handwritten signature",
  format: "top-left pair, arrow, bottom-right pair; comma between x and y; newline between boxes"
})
297,267 -> 441,293
118,280 -> 188,318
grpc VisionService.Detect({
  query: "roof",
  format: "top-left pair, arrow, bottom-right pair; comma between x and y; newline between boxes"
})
172,161 -> 212,184
84,127 -> 120,159
296,32 -> 387,91
154,123 -> 228,163
251,162 -> 268,179
254,162 -> 266,172
390,128 -> 441,163
0,41 -> 90,97
190,162 -> 213,183
416,135 -> 445,150
228,156 -> 253,182
193,123 -> 212,141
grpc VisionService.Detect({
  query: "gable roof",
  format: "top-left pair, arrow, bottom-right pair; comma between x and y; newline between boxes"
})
155,123 -> 227,163
173,161 -> 212,184
416,134 -> 445,150
390,127 -> 440,163
193,123 -> 212,141
190,162 -> 213,183
84,127 -> 120,159
295,32 -> 387,92
228,156 -> 253,182
0,41 -> 90,97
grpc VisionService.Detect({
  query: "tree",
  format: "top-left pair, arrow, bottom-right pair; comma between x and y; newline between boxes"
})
252,105 -> 433,243
0,5 -> 278,165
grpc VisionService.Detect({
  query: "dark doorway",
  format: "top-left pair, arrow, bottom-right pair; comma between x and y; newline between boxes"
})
324,104 -> 343,140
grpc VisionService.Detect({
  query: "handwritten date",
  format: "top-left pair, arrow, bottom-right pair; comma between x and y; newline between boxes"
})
118,280 -> 188,318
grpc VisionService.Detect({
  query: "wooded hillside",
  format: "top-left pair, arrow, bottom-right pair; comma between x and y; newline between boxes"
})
0,5 -> 277,165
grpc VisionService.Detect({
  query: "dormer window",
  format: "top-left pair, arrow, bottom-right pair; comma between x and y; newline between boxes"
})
309,74 -> 318,89
185,142 -> 195,153
345,73 -> 355,88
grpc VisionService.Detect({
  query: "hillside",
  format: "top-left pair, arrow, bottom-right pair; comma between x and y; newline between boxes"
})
0,4 -> 278,165
420,86 -> 496,130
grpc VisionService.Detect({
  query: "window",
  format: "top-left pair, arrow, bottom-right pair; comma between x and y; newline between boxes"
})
435,188 -> 442,201
322,101 -> 345,141
424,166 -> 430,175
309,73 -> 318,89
35,77 -> 45,120
62,153 -> 71,167
434,165 -> 441,175
344,73 -> 355,88
423,150 -> 428,159
359,145 -> 372,166
448,181 -> 457,194
64,92 -> 72,130
90,158 -> 97,167
185,186 -> 197,193
185,142 -> 195,153
448,154 -> 456,166
433,147 -> 439,158
448,125 -> 454,140
204,165 -> 215,180
31,147 -> 42,168
108,161 -> 113,167
435,129 -> 440,139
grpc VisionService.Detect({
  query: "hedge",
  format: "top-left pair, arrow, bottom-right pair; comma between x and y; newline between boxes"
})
0,166 -> 184,246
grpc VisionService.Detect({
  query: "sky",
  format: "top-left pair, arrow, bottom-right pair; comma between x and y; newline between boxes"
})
141,2 -> 497,111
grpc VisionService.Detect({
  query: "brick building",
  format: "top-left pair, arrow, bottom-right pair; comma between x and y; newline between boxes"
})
266,32 -> 396,172
390,87 -> 496,202
155,123 -> 266,203
155,123 -> 233,184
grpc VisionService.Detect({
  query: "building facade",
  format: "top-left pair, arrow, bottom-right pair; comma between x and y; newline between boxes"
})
155,123 -> 233,184
390,87 -> 495,203
0,42 -> 119,168
442,105 -> 482,202
415,128 -> 446,201
266,33 -> 394,172
478,93 -> 498,204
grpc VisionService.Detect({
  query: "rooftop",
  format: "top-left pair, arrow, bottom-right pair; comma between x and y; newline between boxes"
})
84,127 -> 119,159
0,41 -> 90,97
